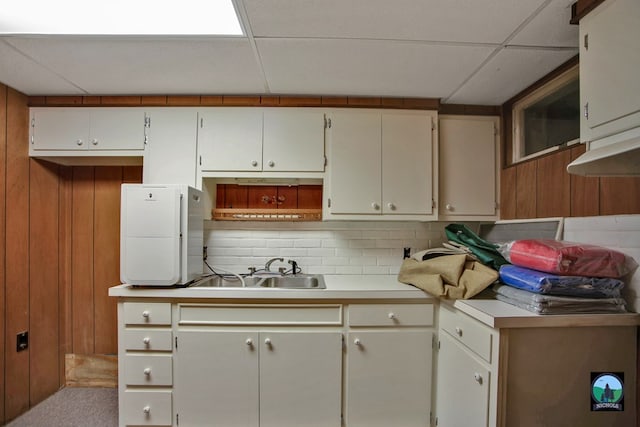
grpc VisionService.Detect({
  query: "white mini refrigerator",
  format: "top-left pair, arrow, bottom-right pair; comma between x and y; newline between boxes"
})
120,184 -> 203,286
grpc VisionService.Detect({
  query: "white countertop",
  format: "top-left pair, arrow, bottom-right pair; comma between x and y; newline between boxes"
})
109,275 -> 640,328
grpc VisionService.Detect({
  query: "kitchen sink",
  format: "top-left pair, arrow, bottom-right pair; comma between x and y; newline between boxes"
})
191,274 -> 326,289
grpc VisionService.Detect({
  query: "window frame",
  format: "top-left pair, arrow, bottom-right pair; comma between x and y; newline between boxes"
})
512,64 -> 580,163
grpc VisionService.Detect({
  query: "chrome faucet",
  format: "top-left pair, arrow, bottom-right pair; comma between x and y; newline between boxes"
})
264,257 -> 284,272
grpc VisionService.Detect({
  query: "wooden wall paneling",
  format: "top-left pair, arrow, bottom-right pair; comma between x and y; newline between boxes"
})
58,167 -> 72,388
215,184 -> 226,209
0,83 -> 6,424
569,145 -> 599,217
93,167 -> 122,355
536,150 -> 571,218
224,185 -> 248,208
297,185 -> 323,210
276,186 -> 298,209
122,166 -> 143,183
4,88 -> 30,421
71,167 -> 95,354
28,160 -> 60,406
248,186 -> 277,209
515,161 -> 537,219
500,167 -> 517,220
600,177 -> 640,215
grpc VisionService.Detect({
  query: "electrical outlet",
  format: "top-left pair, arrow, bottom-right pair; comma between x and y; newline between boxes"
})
17,331 -> 28,352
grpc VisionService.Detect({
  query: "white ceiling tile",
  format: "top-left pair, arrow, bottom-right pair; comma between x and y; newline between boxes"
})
0,39 -> 85,95
445,47 -> 577,105
509,0 -> 578,47
244,0 -> 547,44
5,37 -> 266,94
256,38 -> 495,97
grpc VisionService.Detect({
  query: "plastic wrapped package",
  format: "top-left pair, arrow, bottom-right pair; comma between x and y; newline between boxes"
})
492,283 -> 627,315
499,264 -> 624,298
499,239 -> 637,278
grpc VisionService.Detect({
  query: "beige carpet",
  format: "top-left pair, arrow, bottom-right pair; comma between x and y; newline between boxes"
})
6,387 -> 117,427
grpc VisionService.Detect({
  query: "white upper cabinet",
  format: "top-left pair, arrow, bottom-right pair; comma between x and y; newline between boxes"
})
143,108 -> 199,188
325,109 -> 437,220
580,0 -> 640,142
198,108 -> 326,175
439,115 -> 499,221
30,107 -> 145,152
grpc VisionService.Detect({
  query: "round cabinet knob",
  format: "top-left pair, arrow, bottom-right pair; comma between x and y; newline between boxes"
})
387,203 -> 396,211
251,160 -> 258,167
445,204 -> 453,211
371,202 -> 380,211
264,338 -> 272,346
268,160 -> 275,167
388,312 -> 397,320
76,139 -> 83,146
245,338 -> 253,346
354,338 -> 362,346
142,337 -> 151,345
141,310 -> 150,318
143,368 -> 151,376
455,327 -> 463,337
91,138 -> 98,146
474,373 -> 483,384
143,406 -> 151,415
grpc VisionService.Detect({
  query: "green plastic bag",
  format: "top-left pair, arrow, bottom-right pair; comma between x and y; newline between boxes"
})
445,223 -> 509,270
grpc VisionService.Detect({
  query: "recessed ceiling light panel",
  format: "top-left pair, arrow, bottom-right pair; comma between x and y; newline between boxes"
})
0,0 -> 243,36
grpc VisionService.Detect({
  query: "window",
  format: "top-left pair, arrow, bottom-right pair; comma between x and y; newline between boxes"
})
513,65 -> 579,162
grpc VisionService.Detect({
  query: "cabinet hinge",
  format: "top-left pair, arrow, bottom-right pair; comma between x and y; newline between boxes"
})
199,155 -> 202,166
144,115 -> 151,128
584,102 -> 589,120
438,340 -> 441,350
200,117 -> 204,128
175,336 -> 178,350
584,33 -> 589,50
324,155 -> 327,167
435,416 -> 438,426
31,117 -> 35,128
176,413 -> 179,426
431,199 -> 436,209
327,198 -> 331,208
325,117 -> 332,129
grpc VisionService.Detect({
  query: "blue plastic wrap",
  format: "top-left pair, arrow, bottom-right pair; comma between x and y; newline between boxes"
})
499,264 -> 624,298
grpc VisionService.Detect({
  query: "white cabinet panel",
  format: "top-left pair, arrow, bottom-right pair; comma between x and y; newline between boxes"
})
580,0 -> 640,142
346,330 -> 431,427
198,108 -> 264,171
143,108 -> 199,188
263,109 -> 325,172
89,108 -> 145,150
436,332 -> 490,427
259,332 -> 342,427
439,115 -> 498,220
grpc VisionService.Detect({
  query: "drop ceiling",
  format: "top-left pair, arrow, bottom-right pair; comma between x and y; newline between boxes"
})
0,0 -> 578,105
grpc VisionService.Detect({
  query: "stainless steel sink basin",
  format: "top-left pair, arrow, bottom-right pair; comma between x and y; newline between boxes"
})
191,274 -> 326,289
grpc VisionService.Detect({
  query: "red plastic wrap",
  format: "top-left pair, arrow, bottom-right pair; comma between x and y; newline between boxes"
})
501,239 -> 636,278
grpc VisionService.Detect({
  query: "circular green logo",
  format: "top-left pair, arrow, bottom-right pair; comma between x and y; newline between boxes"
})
592,373 -> 623,404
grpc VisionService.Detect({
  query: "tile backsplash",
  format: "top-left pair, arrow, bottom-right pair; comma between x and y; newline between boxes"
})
204,220 -> 450,276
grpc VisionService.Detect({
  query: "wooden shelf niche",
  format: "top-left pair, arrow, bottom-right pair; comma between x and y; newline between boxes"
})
213,183 -> 323,221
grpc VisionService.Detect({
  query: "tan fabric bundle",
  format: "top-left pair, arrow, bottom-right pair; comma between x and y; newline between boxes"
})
397,254 -> 498,299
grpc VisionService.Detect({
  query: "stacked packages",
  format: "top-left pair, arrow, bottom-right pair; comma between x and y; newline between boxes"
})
494,239 -> 637,314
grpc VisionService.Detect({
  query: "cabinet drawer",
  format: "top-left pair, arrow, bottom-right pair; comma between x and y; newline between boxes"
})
440,305 -> 493,363
178,304 -> 342,325
349,304 -> 433,327
122,390 -> 172,426
123,302 -> 171,325
124,354 -> 173,386
123,329 -> 173,351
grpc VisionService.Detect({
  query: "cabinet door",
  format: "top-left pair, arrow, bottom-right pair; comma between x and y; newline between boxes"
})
174,330 -> 259,427
580,0 -> 640,141
198,108 -> 263,171
143,108 -> 199,188
31,108 -> 90,150
436,332 -> 490,427
263,109 -> 325,172
346,330 -> 431,427
89,108 -> 145,150
328,110 -> 382,214
439,116 -> 498,218
259,331 -> 342,427
381,112 -> 434,215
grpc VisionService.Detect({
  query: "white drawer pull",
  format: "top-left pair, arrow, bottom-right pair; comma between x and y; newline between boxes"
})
474,373 -> 483,384
245,338 -> 253,346
142,337 -> 151,345
142,310 -> 150,319
264,338 -> 272,346
354,338 -> 362,346
143,368 -> 151,376
143,406 -> 151,415
388,312 -> 397,320
455,327 -> 463,337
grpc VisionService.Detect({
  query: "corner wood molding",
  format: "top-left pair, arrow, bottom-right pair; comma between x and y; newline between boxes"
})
65,354 -> 117,388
